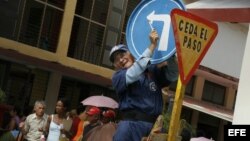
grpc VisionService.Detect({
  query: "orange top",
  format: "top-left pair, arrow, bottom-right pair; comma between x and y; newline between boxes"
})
72,120 -> 84,141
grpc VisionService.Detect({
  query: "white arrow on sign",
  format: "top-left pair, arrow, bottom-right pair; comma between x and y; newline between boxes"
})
147,11 -> 171,51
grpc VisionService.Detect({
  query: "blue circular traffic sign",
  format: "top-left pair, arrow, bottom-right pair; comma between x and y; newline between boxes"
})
126,0 -> 185,64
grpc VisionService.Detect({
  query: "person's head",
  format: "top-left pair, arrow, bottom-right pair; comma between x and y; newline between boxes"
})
86,106 -> 101,123
68,109 -> 78,119
56,98 -> 69,114
102,109 -> 116,123
33,100 -> 46,117
109,44 -> 134,70
9,106 -> 20,117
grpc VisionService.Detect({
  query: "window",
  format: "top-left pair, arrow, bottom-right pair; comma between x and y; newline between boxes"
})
68,0 -> 110,65
202,80 -> 225,105
18,0 -> 64,52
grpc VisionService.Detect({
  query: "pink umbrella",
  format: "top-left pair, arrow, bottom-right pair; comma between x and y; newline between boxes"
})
190,137 -> 214,141
81,95 -> 119,109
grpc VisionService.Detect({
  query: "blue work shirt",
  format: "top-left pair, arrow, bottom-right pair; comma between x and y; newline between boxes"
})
112,48 -> 172,116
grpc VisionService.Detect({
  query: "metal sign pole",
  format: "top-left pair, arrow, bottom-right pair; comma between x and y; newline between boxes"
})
167,76 -> 186,141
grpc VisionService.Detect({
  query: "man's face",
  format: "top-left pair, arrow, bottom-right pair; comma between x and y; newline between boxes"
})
35,104 -> 45,117
113,51 -> 134,70
86,114 -> 99,124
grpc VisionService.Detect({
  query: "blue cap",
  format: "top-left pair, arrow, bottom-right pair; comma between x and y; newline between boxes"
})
109,44 -> 128,63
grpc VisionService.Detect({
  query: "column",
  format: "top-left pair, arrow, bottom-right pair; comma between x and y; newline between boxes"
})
45,72 -> 62,114
233,24 -> 250,124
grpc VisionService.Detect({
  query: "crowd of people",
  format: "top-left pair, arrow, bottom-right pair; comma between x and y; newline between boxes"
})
0,98 -> 117,141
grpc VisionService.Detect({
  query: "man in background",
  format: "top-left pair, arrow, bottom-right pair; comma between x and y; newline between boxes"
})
19,100 -> 48,141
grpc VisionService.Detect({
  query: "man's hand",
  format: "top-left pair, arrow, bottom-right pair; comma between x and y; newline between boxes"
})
19,121 -> 27,135
149,30 -> 159,53
150,30 -> 159,45
19,122 -> 25,129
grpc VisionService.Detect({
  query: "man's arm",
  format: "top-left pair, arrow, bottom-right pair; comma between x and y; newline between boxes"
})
19,118 -> 29,135
126,30 -> 159,84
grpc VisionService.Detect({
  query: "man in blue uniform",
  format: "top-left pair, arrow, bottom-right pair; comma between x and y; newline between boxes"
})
109,30 -> 178,141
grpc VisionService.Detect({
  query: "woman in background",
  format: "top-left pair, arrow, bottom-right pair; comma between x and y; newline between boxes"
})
46,98 -> 72,141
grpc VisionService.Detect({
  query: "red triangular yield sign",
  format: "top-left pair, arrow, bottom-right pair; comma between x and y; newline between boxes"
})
171,9 -> 218,85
